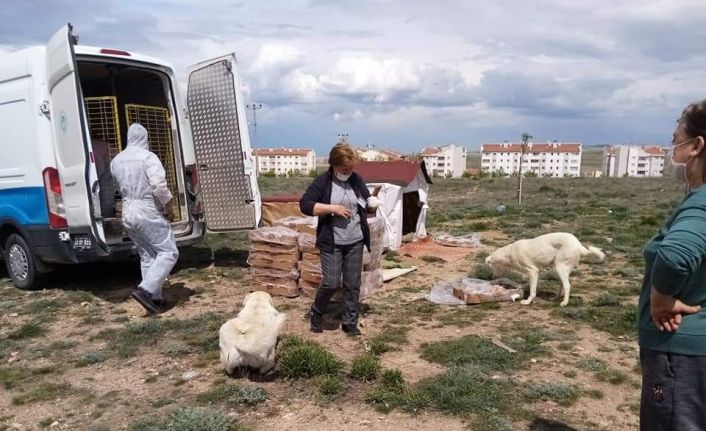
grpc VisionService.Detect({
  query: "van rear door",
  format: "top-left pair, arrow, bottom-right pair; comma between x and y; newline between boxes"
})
186,54 -> 261,232
46,24 -> 105,250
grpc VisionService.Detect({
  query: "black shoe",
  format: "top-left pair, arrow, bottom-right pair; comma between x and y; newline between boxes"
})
153,298 -> 166,309
341,324 -> 361,337
310,307 -> 323,333
131,289 -> 160,314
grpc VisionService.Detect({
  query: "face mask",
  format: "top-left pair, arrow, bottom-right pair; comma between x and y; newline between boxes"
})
335,171 -> 351,182
671,137 -> 696,183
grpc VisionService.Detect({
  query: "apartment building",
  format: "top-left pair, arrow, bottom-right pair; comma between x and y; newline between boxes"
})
420,144 -> 467,177
603,145 -> 666,177
356,147 -> 404,162
480,141 -> 582,177
253,148 -> 317,176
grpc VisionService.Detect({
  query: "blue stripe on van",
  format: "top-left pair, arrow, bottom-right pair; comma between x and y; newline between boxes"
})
0,187 -> 49,225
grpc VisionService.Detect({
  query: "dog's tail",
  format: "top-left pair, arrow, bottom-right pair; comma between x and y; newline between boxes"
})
581,245 -> 605,262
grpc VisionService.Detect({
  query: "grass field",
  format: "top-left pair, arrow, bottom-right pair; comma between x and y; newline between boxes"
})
0,175 -> 681,430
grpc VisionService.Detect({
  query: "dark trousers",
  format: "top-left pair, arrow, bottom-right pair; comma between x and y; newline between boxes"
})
641,348 -> 706,430
312,241 -> 364,326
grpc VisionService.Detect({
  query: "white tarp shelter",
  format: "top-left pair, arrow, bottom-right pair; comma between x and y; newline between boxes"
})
355,160 -> 432,250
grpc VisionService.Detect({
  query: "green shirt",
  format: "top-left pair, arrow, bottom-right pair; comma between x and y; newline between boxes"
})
638,185 -> 706,355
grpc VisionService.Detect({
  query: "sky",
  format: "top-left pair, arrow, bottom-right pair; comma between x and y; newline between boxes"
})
2,0 -> 706,154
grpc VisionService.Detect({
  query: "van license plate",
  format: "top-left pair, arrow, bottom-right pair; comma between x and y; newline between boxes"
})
72,235 -> 92,250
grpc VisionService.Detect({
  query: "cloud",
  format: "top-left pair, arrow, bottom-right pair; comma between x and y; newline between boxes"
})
3,0 -> 706,151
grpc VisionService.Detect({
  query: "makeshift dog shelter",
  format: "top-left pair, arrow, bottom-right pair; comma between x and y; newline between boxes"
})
355,160 -> 432,250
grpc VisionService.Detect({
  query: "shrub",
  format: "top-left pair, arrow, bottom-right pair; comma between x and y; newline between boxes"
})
75,351 -> 108,367
380,369 -> 405,391
135,407 -> 238,431
8,322 -> 45,340
523,382 -> 579,406
317,374 -> 343,396
417,366 -> 512,415
196,384 -> 267,406
596,369 -> 629,385
592,292 -> 622,307
276,336 -> 341,378
421,336 -> 518,373
471,263 -> 494,280
350,354 -> 381,382
578,357 -> 607,372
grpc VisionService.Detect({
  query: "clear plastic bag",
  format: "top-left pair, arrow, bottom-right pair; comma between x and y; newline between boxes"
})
250,267 -> 299,280
360,269 -> 384,299
248,226 -> 300,246
426,277 -> 523,305
297,233 -> 318,253
433,232 -> 482,248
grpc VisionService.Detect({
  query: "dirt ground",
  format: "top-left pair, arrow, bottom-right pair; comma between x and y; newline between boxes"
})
0,228 -> 640,430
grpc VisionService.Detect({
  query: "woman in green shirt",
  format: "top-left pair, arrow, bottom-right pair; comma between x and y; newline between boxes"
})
638,100 -> 706,430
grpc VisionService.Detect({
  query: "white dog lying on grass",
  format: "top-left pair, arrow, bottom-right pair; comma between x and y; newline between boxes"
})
219,291 -> 287,375
485,232 -> 605,306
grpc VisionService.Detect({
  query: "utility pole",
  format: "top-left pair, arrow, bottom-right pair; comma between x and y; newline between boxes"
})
517,132 -> 533,206
247,103 -> 262,175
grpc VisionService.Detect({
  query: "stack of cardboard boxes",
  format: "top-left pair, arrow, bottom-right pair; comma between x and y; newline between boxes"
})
248,216 -> 385,298
247,226 -> 300,297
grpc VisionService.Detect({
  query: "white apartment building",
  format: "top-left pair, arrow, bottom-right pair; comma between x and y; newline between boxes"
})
420,144 -> 467,177
356,146 -> 404,162
480,141 -> 582,177
253,148 -> 317,176
603,145 -> 666,177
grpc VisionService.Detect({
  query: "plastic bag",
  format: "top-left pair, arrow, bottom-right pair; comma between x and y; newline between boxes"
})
250,267 -> 299,280
433,232 -> 482,248
248,226 -> 299,246
426,277 -> 523,305
297,233 -> 318,253
274,215 -> 318,235
360,269 -> 384,300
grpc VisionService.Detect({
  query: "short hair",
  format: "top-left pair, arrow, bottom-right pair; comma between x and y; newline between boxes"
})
328,143 -> 359,167
680,100 -> 706,140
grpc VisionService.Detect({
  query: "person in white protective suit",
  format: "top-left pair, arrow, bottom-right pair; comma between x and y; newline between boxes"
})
111,123 -> 178,314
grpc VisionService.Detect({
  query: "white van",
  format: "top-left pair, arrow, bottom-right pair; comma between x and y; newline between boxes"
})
0,24 -> 261,289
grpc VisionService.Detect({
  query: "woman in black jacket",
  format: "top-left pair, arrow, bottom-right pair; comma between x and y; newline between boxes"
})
299,143 -> 380,336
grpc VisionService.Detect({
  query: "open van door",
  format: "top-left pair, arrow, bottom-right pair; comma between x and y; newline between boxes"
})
186,54 -> 261,232
45,24 -> 105,250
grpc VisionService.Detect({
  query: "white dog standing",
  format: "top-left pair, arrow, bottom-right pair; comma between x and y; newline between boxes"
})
485,232 -> 605,306
219,291 -> 287,375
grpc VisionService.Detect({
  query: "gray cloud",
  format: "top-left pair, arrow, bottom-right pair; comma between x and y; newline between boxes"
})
2,0 -> 705,151
476,68 -> 629,118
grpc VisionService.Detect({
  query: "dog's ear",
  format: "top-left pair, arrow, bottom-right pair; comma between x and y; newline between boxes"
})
242,292 -> 253,306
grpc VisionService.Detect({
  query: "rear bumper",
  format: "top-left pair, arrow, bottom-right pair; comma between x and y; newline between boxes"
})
17,220 -> 205,267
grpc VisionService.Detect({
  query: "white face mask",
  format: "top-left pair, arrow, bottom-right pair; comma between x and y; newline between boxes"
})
335,171 -> 351,182
671,137 -> 697,183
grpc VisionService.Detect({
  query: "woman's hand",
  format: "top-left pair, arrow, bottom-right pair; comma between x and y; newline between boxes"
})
650,287 -> 701,332
330,204 -> 352,219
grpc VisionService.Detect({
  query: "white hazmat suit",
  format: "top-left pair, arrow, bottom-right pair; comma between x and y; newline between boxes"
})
111,123 -> 179,301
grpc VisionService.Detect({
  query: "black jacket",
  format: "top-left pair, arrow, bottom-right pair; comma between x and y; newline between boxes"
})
299,168 -> 371,253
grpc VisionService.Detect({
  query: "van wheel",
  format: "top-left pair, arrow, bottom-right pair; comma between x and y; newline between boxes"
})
4,234 -> 44,290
